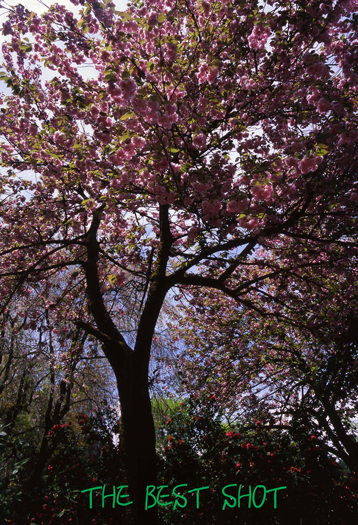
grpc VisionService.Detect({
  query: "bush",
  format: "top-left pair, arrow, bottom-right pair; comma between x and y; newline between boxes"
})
157,396 -> 358,524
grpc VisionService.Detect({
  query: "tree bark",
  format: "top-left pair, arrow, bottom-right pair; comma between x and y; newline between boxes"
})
82,205 -> 173,524
115,350 -> 158,524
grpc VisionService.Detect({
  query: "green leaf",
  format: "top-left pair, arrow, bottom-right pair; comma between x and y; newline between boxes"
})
315,143 -> 329,156
20,44 -> 33,53
104,72 -> 117,82
118,11 -> 131,20
120,112 -> 135,121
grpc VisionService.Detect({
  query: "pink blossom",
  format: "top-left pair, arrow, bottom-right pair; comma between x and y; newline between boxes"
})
119,78 -> 137,101
138,6 -> 147,16
115,272 -> 126,286
193,133 -> 206,149
248,26 -> 270,50
299,156 -> 319,174
157,115 -> 172,129
339,130 -> 358,145
132,136 -> 146,149
202,199 -> 222,216
166,43 -> 177,62
316,98 -> 331,114
145,99 -> 160,124
147,11 -> 158,27
306,88 -> 321,105
227,199 -> 249,213
251,185 -> 273,202
307,61 -> 329,78
184,196 -> 194,206
202,1 -> 210,16
207,67 -> 219,84
198,63 -> 209,84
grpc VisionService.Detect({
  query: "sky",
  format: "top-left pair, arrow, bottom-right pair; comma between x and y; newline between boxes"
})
0,0 -> 129,17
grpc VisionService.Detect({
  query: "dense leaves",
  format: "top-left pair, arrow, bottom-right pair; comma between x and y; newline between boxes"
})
158,396 -> 358,524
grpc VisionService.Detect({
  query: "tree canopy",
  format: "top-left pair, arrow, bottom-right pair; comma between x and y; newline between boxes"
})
0,0 -> 358,522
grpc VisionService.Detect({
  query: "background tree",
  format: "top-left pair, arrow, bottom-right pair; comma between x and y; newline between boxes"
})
174,245 -> 358,471
0,0 -> 358,522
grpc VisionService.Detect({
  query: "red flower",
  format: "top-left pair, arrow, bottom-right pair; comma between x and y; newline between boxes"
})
168,435 -> 173,442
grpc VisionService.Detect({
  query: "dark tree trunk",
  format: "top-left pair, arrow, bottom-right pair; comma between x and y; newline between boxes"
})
82,205 -> 173,524
115,351 -> 158,524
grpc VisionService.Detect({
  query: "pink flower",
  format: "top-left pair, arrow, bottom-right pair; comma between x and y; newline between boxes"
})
237,199 -> 249,211
119,78 -> 137,101
202,1 -> 210,16
299,156 -> 318,174
145,99 -> 160,124
197,63 -> 209,84
202,199 -> 222,217
339,130 -> 358,145
157,115 -> 172,129
115,272 -> 126,286
207,67 -> 219,84
316,98 -> 331,114
132,136 -> 146,150
193,133 -> 206,149
166,43 -> 177,62
248,26 -> 270,50
147,11 -> 158,27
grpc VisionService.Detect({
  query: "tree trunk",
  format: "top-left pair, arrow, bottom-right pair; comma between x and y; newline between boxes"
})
115,351 -> 158,525
83,206 -> 172,524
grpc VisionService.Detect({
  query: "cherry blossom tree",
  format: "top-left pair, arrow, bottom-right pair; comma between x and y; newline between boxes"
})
0,0 -> 358,521
175,241 -> 358,470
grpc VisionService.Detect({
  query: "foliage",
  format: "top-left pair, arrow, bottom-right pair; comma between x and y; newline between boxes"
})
0,396 -> 357,524
173,259 -> 358,470
1,403 -> 124,525
157,396 -> 358,524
